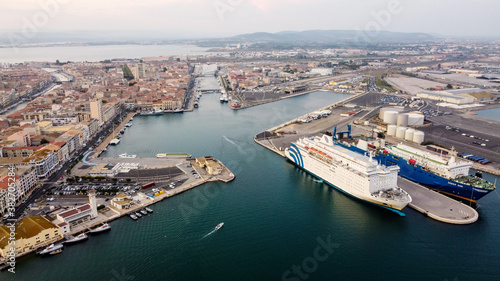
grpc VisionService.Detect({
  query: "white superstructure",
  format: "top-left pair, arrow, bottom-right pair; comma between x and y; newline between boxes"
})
285,134 -> 411,211
383,144 -> 470,179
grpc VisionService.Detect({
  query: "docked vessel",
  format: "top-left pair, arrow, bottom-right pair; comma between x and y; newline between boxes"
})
285,132 -> 411,214
109,138 -> 120,145
372,143 -> 496,203
39,243 -> 64,255
220,94 -> 228,103
156,153 -> 167,158
49,249 -> 63,255
130,214 -> 138,220
119,153 -> 137,158
90,223 -> 111,233
215,222 -> 224,230
173,108 -> 184,113
140,108 -> 164,116
64,233 -> 88,245
140,209 -> 148,215
135,212 -> 142,218
125,122 -> 132,127
145,207 -> 153,213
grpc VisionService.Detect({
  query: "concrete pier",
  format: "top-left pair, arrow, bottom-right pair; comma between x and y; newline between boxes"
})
398,177 -> 478,224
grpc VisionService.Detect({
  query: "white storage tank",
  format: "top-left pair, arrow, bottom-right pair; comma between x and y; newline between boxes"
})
397,113 -> 409,127
383,111 -> 399,125
413,131 -> 425,144
396,127 -> 407,139
387,125 -> 397,136
405,128 -> 415,141
379,107 -> 404,119
407,113 -> 424,126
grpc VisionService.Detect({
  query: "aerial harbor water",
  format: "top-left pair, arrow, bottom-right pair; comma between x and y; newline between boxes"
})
5,91 -> 500,281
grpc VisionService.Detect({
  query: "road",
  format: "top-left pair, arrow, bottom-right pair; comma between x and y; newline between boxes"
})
10,108 -> 129,220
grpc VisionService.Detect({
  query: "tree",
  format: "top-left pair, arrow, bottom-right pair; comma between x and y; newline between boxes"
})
40,138 -> 49,144
446,84 -> 453,89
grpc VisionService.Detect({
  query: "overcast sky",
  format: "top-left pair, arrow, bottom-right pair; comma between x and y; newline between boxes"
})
1,0 -> 499,39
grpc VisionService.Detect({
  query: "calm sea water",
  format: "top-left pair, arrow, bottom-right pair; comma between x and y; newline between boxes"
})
5,92 -> 500,281
0,44 -> 210,63
475,107 -> 500,121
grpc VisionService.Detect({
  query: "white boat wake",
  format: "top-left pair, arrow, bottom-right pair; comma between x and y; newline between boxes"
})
222,135 -> 238,147
201,229 -> 216,239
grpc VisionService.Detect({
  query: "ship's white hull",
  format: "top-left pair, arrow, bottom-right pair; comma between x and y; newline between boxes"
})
285,138 -> 410,212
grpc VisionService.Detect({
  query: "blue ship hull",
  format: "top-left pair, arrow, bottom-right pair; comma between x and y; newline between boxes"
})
337,142 -> 493,202
375,152 -> 492,202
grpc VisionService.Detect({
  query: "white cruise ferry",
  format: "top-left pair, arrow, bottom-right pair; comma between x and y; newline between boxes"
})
285,133 -> 411,213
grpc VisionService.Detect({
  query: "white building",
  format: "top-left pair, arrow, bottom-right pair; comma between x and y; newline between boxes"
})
22,149 -> 59,178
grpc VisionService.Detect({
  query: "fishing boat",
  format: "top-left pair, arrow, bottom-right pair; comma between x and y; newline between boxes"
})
64,233 -> 88,245
140,209 -> 148,215
145,207 -> 153,213
130,214 -> 138,220
39,243 -> 63,255
89,223 -> 111,233
49,249 -> 63,255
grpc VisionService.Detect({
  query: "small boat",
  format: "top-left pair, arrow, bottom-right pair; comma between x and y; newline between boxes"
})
120,129 -> 125,134
90,223 -> 111,233
140,209 -> 148,215
119,153 -> 137,158
130,214 -> 138,220
39,243 -> 64,255
156,153 -> 167,158
215,222 -> 224,231
135,212 -> 142,218
64,233 -> 88,245
109,138 -> 120,145
49,249 -> 63,255
145,207 -> 153,213
173,108 -> 184,113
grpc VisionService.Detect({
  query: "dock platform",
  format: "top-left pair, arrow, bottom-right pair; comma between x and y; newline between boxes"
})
399,177 -> 478,224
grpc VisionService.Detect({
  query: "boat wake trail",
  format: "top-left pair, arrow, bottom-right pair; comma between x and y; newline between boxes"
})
201,229 -> 216,239
222,135 -> 238,147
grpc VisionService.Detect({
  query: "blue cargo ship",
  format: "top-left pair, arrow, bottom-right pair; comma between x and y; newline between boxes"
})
361,142 -> 495,203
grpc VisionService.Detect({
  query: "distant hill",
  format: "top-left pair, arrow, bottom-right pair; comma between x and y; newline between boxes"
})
228,30 -> 436,43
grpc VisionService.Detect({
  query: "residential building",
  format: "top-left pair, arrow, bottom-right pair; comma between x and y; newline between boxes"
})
90,98 -> 103,125
7,131 -> 31,147
22,149 -> 58,178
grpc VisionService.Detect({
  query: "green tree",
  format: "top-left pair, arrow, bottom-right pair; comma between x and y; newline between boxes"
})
447,84 -> 453,89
